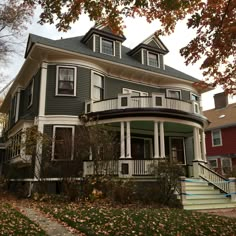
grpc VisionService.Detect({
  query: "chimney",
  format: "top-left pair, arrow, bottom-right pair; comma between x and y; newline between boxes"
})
214,92 -> 228,109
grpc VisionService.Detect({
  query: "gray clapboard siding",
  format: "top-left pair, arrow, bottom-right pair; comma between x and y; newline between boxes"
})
105,77 -> 163,98
45,65 -> 90,116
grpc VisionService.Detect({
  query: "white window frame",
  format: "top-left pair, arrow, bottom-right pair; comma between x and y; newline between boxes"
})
166,89 -> 182,100
100,37 -> 115,56
191,93 -> 199,101
27,79 -> 34,108
152,93 -> 165,108
91,71 -> 105,101
211,129 -> 222,147
209,159 -> 218,168
147,51 -> 160,68
52,125 -> 75,161
55,65 -> 77,96
122,88 -> 148,96
221,158 -> 232,175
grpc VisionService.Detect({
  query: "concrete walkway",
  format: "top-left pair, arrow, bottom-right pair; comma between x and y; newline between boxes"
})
17,205 -> 81,236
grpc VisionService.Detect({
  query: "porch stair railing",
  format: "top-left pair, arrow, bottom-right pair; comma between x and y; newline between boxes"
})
198,163 -> 230,194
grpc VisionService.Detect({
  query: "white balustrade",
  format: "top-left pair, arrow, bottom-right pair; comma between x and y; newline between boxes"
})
85,95 -> 198,115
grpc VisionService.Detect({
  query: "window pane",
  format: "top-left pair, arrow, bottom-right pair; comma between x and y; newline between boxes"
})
92,73 -> 104,101
93,74 -> 103,87
58,67 -> 75,95
209,160 -> 217,168
93,87 -> 102,101
148,53 -> 158,67
168,90 -> 180,99
54,127 -> 72,160
212,130 -> 222,146
102,39 -> 113,55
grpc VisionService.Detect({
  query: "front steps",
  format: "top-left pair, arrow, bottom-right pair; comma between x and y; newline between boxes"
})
182,178 -> 236,210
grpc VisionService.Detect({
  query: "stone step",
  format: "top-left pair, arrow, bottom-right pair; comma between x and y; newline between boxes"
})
185,189 -> 220,195
183,202 -> 236,210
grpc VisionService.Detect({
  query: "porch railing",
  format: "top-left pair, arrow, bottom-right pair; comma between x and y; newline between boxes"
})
83,159 -> 159,177
198,163 -> 230,193
85,94 -> 201,115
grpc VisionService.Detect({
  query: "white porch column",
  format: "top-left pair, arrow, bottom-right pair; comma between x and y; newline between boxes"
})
193,127 -> 201,161
160,121 -> 165,158
126,121 -> 131,158
154,121 -> 159,158
201,130 -> 207,162
120,122 -> 125,159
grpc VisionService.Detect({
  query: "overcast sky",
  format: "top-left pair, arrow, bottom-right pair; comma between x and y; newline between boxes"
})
1,11 -> 235,110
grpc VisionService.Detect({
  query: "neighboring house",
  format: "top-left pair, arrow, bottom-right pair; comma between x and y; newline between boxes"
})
204,93 -> 236,176
2,24 -> 236,210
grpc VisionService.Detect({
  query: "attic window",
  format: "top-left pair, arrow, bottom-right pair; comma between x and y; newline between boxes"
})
101,38 -> 114,56
147,52 -> 159,68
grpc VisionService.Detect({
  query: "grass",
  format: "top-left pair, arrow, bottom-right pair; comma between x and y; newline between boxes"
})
0,203 -> 46,236
40,203 -> 236,236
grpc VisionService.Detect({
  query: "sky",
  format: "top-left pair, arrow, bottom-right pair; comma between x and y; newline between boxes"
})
1,10 -> 235,110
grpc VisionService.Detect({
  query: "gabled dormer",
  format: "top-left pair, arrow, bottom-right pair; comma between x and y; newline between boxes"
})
81,24 -> 126,59
128,33 -> 169,70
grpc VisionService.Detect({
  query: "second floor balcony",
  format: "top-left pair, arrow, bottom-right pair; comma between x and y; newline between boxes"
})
85,94 -> 202,116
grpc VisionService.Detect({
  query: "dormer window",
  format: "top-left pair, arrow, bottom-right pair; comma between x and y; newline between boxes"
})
147,52 -> 159,68
101,38 -> 114,56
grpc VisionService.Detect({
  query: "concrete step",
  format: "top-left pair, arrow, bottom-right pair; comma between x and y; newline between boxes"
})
184,202 -> 236,210
183,198 -> 230,205
185,194 -> 228,199
185,185 -> 215,191
185,189 -> 220,195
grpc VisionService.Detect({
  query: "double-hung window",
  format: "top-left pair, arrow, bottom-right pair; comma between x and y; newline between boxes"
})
92,72 -> 104,101
211,129 -> 222,147
101,38 -> 114,56
147,52 -> 159,68
52,126 -> 75,160
167,89 -> 181,100
56,66 -> 76,96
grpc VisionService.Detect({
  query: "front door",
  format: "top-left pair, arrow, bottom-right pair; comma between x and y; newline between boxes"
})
169,137 -> 185,164
131,138 -> 152,159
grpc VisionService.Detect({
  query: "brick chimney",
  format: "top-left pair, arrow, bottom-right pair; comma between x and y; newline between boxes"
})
214,92 -> 228,109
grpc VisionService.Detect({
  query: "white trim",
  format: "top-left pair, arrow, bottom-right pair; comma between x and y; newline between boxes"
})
55,65 -> 77,96
119,41 -> 122,59
141,49 -> 144,64
100,37 -> 115,56
92,34 -> 96,52
143,35 -> 167,51
152,93 -> 166,108
15,90 -> 21,123
166,89 -> 182,100
211,129 -> 222,147
38,62 -> 48,116
147,51 -> 160,68
52,125 -> 75,161
27,79 -> 34,108
122,88 -> 148,96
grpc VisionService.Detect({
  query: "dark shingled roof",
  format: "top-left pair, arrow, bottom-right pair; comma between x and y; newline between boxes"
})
26,33 -> 200,83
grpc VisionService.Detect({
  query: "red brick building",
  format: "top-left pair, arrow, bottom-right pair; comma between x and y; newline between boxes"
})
204,93 -> 236,176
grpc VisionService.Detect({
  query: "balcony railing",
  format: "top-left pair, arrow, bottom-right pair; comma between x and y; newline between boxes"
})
85,94 -> 201,115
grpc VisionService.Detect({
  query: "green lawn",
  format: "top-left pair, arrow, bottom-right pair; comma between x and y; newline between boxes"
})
0,203 -> 46,236
40,203 -> 236,236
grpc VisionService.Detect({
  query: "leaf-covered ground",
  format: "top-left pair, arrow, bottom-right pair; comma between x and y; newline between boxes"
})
40,203 -> 236,236
0,203 -> 46,236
